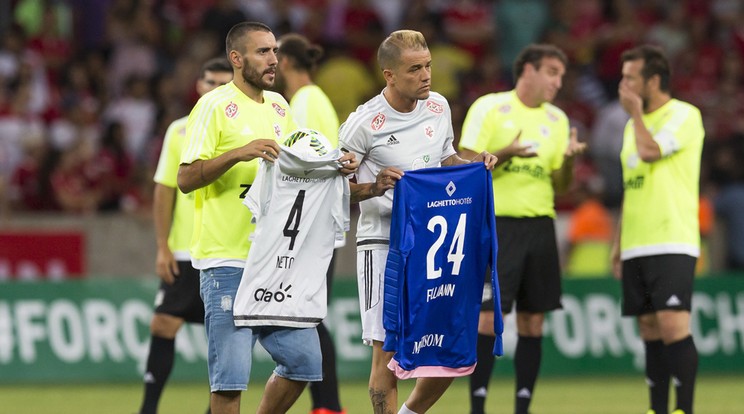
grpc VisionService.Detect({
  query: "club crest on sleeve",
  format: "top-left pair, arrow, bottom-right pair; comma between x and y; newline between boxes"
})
547,110 -> 559,122
499,104 -> 511,114
371,113 -> 386,131
272,103 -> 286,117
225,102 -> 238,118
426,100 -> 443,114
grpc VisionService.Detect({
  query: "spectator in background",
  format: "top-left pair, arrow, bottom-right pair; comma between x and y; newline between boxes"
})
94,121 -> 133,211
103,75 -> 157,163
50,137 -> 100,214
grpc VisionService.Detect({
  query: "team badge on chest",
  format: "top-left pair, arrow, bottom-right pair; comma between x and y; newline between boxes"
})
225,102 -> 238,119
272,103 -> 286,117
371,113 -> 386,131
425,126 -> 434,138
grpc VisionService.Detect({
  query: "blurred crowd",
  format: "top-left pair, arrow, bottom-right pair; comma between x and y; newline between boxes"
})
1,0 -> 743,272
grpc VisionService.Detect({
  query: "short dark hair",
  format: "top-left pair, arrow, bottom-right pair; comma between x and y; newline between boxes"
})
200,57 -> 231,78
225,21 -> 272,58
513,44 -> 568,80
621,44 -> 671,93
278,33 -> 324,73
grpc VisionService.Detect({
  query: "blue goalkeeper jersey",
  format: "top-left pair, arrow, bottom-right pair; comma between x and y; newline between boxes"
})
383,163 -> 503,379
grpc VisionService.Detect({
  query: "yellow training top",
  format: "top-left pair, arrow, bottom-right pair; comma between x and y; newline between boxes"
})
459,90 -> 569,217
181,82 -> 297,269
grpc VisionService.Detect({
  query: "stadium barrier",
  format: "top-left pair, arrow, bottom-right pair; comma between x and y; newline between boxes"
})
0,276 -> 742,383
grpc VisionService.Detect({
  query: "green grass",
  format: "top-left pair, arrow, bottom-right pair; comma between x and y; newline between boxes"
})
1,375 -> 742,413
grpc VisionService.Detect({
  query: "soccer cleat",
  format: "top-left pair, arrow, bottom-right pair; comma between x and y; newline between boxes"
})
671,410 -> 686,414
310,409 -> 346,414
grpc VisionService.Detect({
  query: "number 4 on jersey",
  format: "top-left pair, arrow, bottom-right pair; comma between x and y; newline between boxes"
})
283,190 -> 305,250
426,213 -> 467,279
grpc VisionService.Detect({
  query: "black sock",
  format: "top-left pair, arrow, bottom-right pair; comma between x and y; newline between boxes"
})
514,336 -> 542,414
645,339 -> 670,413
666,336 -> 698,414
309,322 -> 342,411
139,336 -> 175,414
470,334 -> 496,414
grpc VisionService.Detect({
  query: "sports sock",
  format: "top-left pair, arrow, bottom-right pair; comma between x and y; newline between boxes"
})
309,322 -> 343,411
469,334 -> 495,414
139,336 -> 175,414
644,339 -> 670,413
514,336 -> 542,414
666,336 -> 698,414
398,403 -> 418,414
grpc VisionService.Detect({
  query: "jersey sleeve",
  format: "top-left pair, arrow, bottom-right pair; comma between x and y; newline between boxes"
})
654,103 -> 703,158
382,177 -> 412,353
181,97 -> 220,164
484,174 -> 504,356
459,96 -> 496,153
338,113 -> 371,162
153,119 -> 183,187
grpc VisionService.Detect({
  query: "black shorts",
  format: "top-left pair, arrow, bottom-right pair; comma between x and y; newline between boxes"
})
153,261 -> 205,323
493,216 -> 562,314
621,254 -> 696,316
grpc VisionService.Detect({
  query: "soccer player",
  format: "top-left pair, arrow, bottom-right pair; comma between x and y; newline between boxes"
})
138,57 -> 232,414
338,29 -> 496,414
612,44 -> 704,414
458,43 -> 585,414
177,21 -> 356,414
274,33 -> 346,414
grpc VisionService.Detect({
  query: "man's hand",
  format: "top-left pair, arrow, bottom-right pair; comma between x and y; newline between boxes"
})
337,152 -> 359,176
618,82 -> 643,117
565,127 -> 587,157
372,167 -> 405,197
471,151 -> 498,170
156,247 -> 179,285
506,131 -> 538,158
239,139 -> 281,163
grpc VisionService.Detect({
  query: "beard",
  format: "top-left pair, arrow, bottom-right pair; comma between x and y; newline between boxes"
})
240,63 -> 275,91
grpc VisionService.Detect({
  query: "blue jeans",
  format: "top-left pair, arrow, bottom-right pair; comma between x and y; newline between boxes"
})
200,267 -> 322,392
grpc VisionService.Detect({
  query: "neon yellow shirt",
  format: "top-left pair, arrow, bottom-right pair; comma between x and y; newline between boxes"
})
181,82 -> 297,269
459,90 -> 569,217
153,116 -> 193,259
290,84 -> 339,147
620,98 -> 704,260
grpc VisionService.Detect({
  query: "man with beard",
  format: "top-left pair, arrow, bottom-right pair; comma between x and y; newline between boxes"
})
612,44 -> 704,414
178,21 -> 357,414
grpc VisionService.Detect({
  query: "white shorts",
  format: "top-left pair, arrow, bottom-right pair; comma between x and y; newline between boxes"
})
356,249 -> 388,345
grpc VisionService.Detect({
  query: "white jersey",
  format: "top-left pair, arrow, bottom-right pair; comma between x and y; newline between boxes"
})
339,90 -> 457,249
233,146 -> 350,328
